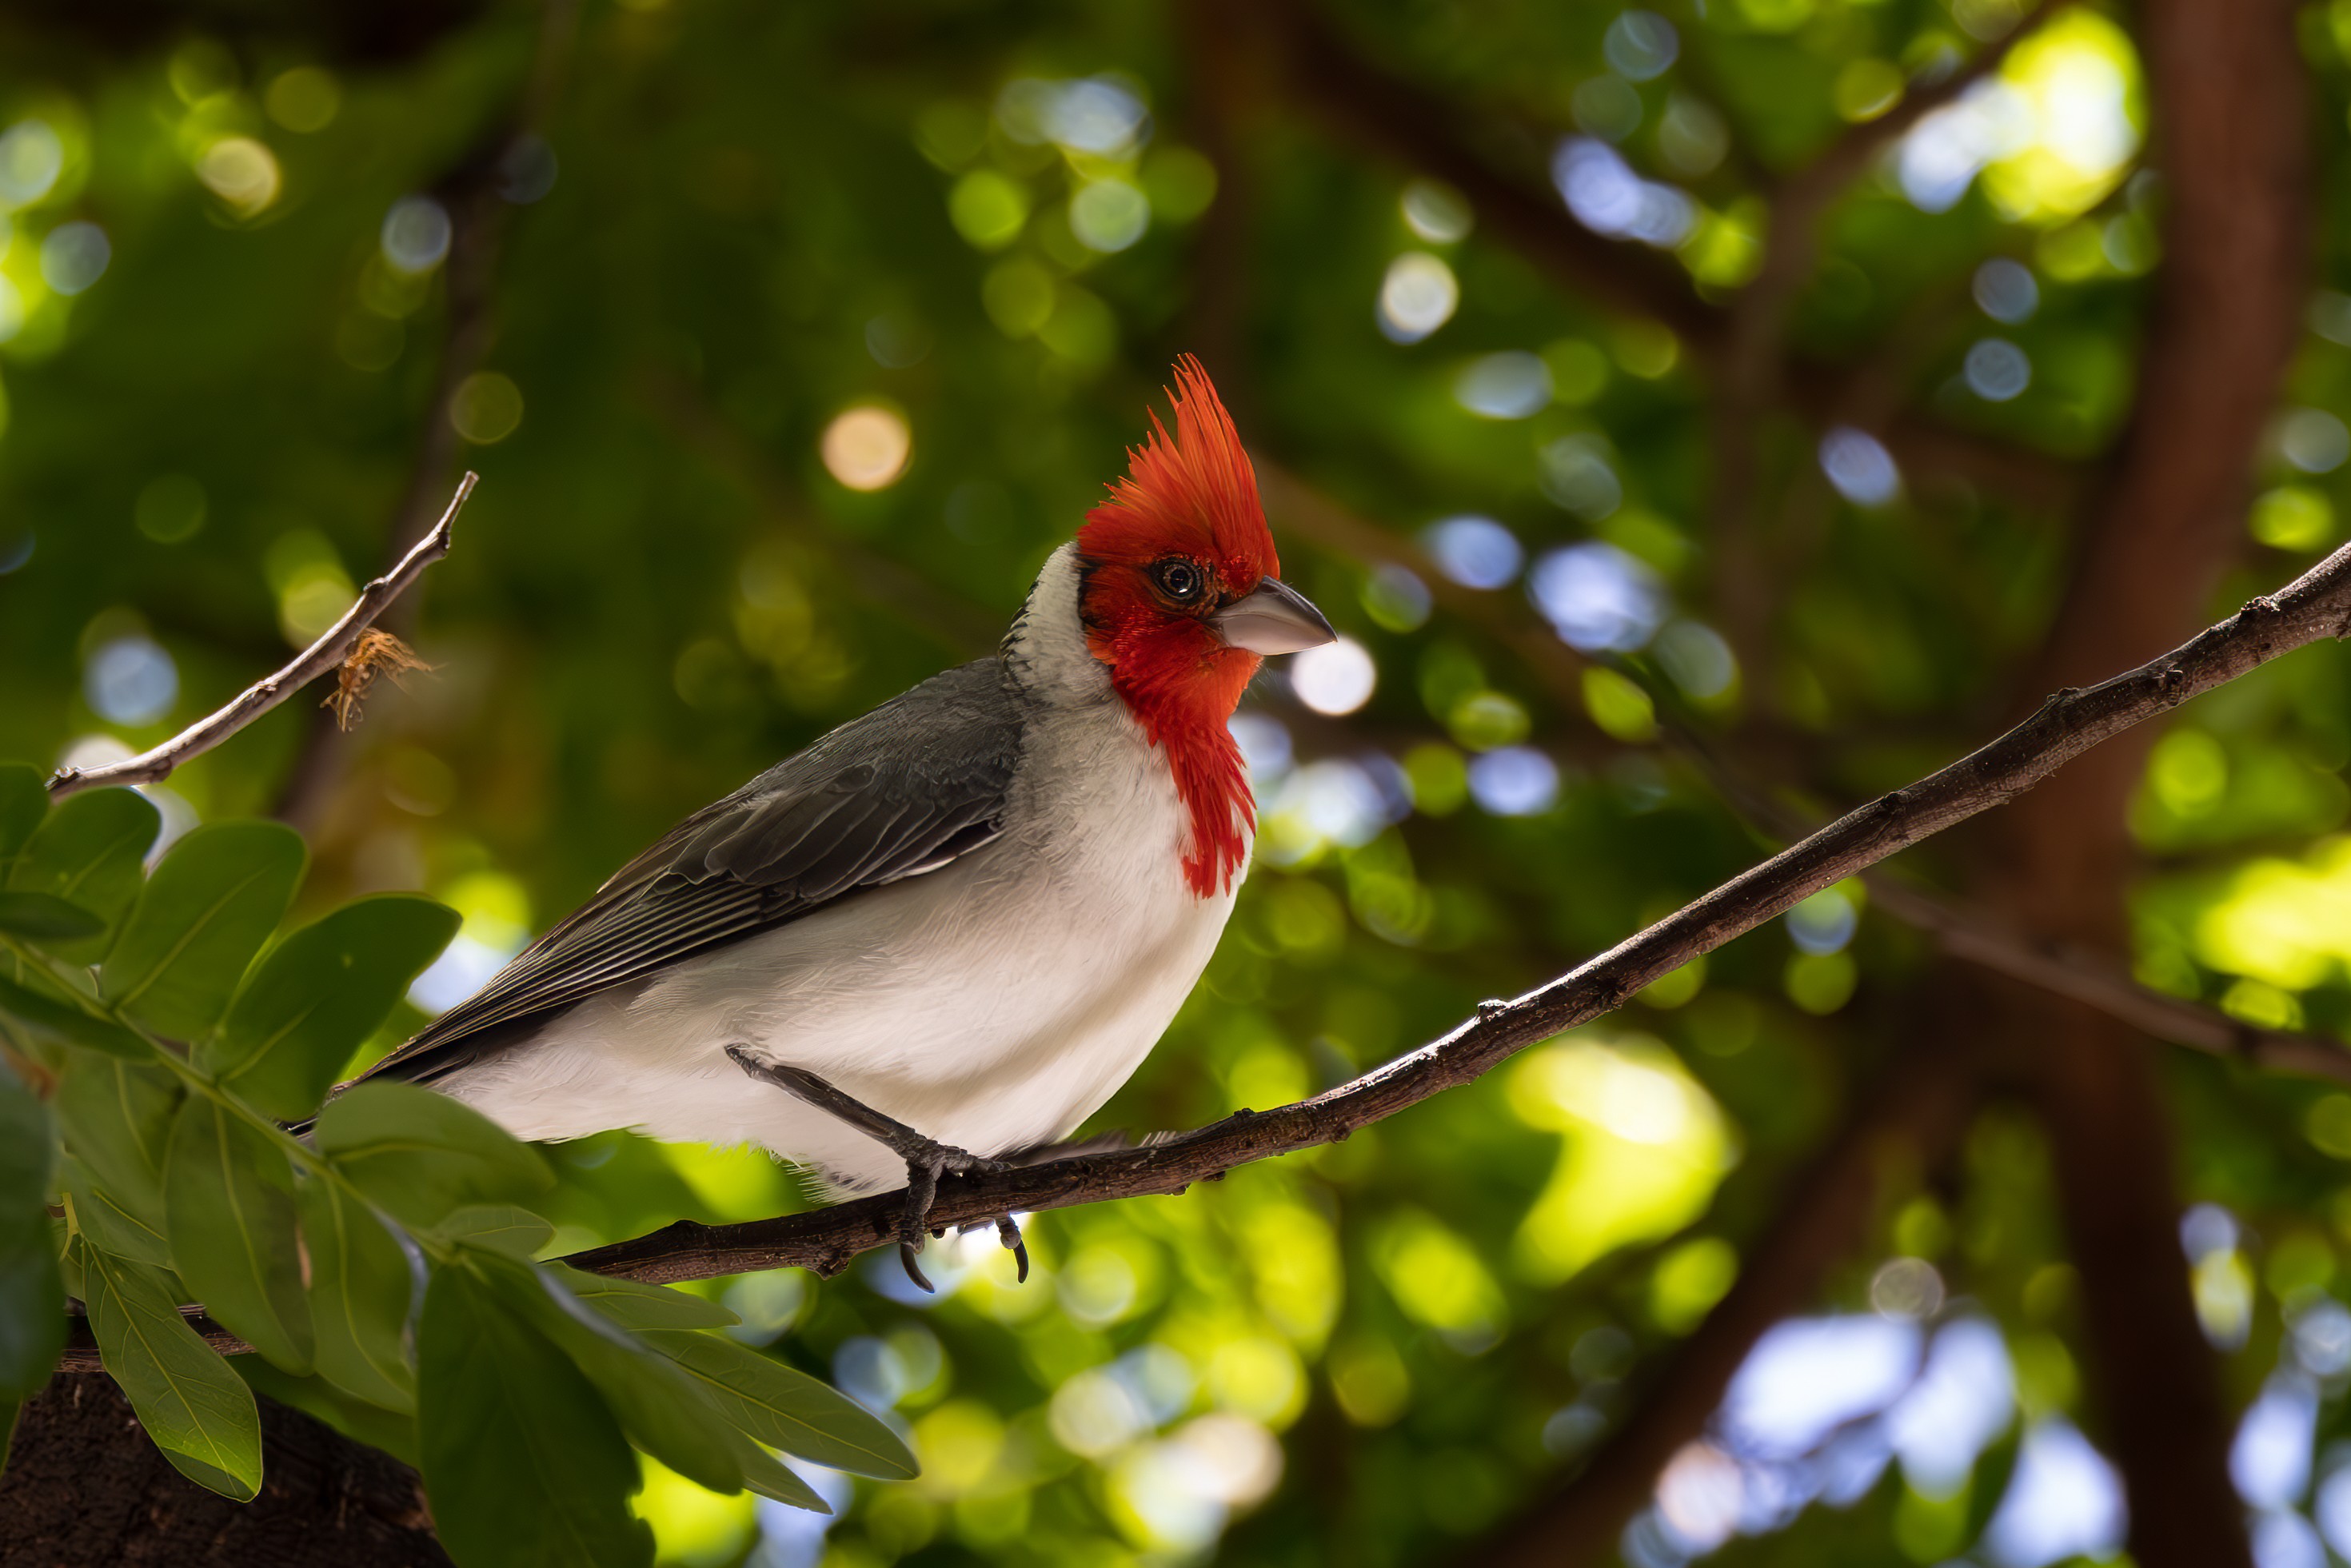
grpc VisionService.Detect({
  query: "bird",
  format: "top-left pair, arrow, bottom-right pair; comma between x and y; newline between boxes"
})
351,356 -> 1335,1286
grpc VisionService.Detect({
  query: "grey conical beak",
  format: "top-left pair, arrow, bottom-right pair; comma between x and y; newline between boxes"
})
1212,577 -> 1338,655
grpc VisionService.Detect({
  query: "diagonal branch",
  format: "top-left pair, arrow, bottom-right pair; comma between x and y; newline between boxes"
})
56,531 -> 2351,1367
1260,457 -> 2351,1083
46,475 -> 477,803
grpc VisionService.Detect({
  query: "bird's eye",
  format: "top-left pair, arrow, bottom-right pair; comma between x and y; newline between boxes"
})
1154,557 -> 1205,604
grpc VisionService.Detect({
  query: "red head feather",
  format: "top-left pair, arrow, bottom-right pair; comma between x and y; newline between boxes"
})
1076,357 -> 1276,898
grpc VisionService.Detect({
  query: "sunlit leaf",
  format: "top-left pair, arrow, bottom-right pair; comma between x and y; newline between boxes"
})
641,1327 -> 917,1478
53,1047 -> 179,1227
417,1263 -> 653,1568
296,1172 -> 417,1414
4,789 -> 159,964
433,1203 -> 554,1258
103,821 -> 305,1039
62,1157 -> 170,1267
0,1057 -> 64,1399
206,895 -> 461,1121
313,1080 -> 552,1227
82,1243 -> 263,1502
552,1266 -> 740,1331
163,1096 -> 312,1373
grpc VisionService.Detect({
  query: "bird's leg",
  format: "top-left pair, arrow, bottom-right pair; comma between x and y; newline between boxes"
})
724,1045 -> 1010,1293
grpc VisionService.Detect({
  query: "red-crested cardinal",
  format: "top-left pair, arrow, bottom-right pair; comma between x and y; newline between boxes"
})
356,357 -> 1335,1284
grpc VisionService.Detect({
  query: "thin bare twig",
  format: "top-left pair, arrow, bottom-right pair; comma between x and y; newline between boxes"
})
46,475 -> 477,803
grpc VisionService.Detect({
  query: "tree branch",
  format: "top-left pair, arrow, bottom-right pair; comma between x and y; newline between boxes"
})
55,531 -> 2351,1367
1261,457 -> 2351,1083
45,474 -> 477,803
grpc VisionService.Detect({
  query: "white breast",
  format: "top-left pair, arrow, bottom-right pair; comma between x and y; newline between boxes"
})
437,547 -> 1245,1194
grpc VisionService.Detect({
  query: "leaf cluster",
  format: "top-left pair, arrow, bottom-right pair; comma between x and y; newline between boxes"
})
0,764 -> 915,1566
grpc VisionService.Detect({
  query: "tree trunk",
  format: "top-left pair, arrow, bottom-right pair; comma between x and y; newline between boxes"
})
0,1371 -> 449,1567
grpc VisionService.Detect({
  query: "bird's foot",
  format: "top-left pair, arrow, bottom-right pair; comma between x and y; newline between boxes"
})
723,1046 -> 1011,1293
890,1141 -> 1011,1294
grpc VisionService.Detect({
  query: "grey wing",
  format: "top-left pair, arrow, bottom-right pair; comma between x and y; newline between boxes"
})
362,658 -> 1027,1087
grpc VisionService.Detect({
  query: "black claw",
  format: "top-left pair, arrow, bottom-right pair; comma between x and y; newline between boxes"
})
996,1215 -> 1030,1284
898,1241 -> 934,1294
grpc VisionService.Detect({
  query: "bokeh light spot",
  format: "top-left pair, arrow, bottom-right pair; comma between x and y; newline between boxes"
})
1378,252 -> 1458,343
820,405 -> 912,491
85,634 -> 178,726
1291,637 -> 1377,716
265,66 -> 341,133
197,138 -> 281,217
1965,337 -> 2033,401
1420,516 -> 1523,589
134,474 -> 206,543
1069,178 -> 1149,253
0,121 -> 62,207
448,372 -> 524,444
381,195 -> 453,273
39,221 -> 109,295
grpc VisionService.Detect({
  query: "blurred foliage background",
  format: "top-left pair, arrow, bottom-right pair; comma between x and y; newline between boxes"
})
7,0 -> 2351,1564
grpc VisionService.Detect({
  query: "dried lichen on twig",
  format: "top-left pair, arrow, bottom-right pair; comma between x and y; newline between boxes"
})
322,628 -> 437,731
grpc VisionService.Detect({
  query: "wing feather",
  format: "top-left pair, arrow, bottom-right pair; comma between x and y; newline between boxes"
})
363,659 -> 1027,1087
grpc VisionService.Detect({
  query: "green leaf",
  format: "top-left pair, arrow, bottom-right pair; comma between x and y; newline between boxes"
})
0,973 -> 146,1062
295,1173 -> 417,1414
82,1243 -> 263,1502
237,1358 -> 421,1470
0,1058 -> 65,1399
0,972 -> 146,1058
0,1397 -> 21,1481
62,1159 -> 171,1267
0,890 -> 106,945
206,895 -> 461,1121
480,1255 -> 744,1494
53,1048 -> 180,1227
435,1203 -> 554,1258
313,1081 -> 552,1228
724,1428 -> 831,1514
553,1267 -> 740,1331
417,1263 -> 653,1568
103,822 -> 305,1039
163,1097 -> 312,1373
0,764 -> 46,872
641,1329 -> 917,1479
6,789 -> 160,964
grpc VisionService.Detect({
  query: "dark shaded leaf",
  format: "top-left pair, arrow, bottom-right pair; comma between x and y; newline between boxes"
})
0,890 -> 105,944
208,894 -> 461,1121
479,1253 -> 744,1494
313,1080 -> 552,1228
641,1328 -> 917,1478
102,821 -> 305,1039
0,764 -> 45,872
82,1243 -> 262,1501
417,1263 -> 653,1568
553,1266 -> 740,1331
5,789 -> 159,964
0,1058 -> 64,1399
0,972 -> 146,1058
163,1097 -> 312,1373
296,1172 -> 417,1414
